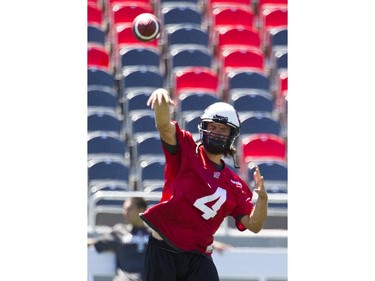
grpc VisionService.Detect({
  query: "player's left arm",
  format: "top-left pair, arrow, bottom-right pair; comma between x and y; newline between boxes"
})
240,166 -> 268,233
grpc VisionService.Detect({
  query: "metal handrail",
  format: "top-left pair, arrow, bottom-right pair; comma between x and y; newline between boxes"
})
88,191 -> 288,233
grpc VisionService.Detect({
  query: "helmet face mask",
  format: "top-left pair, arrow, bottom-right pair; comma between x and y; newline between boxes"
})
198,102 -> 240,155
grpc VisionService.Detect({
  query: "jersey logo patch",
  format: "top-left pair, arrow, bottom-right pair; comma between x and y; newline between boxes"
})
213,172 -> 220,179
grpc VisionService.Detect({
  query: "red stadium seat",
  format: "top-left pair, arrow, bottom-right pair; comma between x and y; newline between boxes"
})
257,0 -> 287,13
210,6 -> 255,43
88,3 -> 103,27
207,0 -> 252,10
219,48 -> 265,88
259,6 -> 288,45
211,6 -> 254,28
110,2 -> 154,27
87,43 -> 110,70
174,66 -> 219,97
239,133 -> 287,168
215,26 -> 261,56
88,0 -> 100,7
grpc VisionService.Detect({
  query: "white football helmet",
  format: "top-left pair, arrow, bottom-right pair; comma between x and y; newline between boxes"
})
198,102 -> 241,154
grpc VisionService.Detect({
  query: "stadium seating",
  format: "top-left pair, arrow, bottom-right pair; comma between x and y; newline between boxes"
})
127,111 -> 158,140
165,25 -> 210,55
88,2 -> 103,28
112,23 -> 160,67
175,91 -> 220,123
173,66 -> 219,96
118,46 -> 163,77
226,70 -> 270,93
266,26 -> 287,57
215,26 -> 262,56
87,110 -> 124,136
209,6 -> 255,43
88,158 -> 131,187
120,68 -> 164,102
239,113 -> 281,137
219,48 -> 265,84
180,112 -> 201,140
206,0 -> 252,11
123,89 -> 153,124
137,158 -> 166,190
88,67 -> 116,92
131,133 -> 164,163
88,132 -> 127,162
246,160 -> 287,188
88,25 -> 106,46
245,159 -> 287,208
224,69 -> 271,101
166,46 -> 212,88
229,90 -> 274,116
258,5 -> 288,44
239,133 -> 287,168
109,2 -> 154,29
88,89 -> 119,113
87,43 -> 111,71
161,6 -> 203,29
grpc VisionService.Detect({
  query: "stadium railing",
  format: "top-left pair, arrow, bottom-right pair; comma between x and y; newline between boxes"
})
87,191 -> 288,233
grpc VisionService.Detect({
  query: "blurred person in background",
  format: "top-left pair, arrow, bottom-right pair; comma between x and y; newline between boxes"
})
88,197 -> 149,281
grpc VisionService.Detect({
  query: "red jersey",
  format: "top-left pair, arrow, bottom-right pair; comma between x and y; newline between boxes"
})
140,122 -> 254,255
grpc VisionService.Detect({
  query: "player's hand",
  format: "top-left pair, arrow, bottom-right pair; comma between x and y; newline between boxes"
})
147,88 -> 175,109
253,166 -> 268,200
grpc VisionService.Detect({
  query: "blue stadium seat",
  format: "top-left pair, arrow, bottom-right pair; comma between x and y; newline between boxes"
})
88,133 -> 126,161
88,159 -> 130,187
176,91 -> 219,122
88,67 -> 116,92
274,50 -> 287,70
88,25 -> 106,45
239,113 -> 281,137
166,25 -> 209,51
120,68 -> 164,102
88,89 -> 118,112
229,90 -> 274,115
227,70 -> 270,92
132,133 -> 164,163
245,160 -> 287,208
161,6 -> 202,29
269,27 -> 287,50
137,158 -> 166,190
168,46 -> 212,72
127,112 -> 158,140
123,89 -> 154,129
119,47 -> 162,75
124,89 -> 152,114
180,112 -> 201,141
88,110 -> 124,135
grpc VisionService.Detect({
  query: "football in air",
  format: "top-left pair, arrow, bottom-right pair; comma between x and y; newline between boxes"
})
132,13 -> 161,42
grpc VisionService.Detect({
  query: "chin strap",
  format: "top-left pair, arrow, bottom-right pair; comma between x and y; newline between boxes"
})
195,142 -> 203,154
232,153 -> 240,169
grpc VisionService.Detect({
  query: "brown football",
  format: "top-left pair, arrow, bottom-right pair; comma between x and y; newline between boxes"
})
132,13 -> 161,42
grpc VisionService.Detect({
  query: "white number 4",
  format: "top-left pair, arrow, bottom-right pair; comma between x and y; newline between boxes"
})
194,187 -> 227,220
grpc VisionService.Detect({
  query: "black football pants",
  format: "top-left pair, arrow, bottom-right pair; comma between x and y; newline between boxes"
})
143,235 -> 220,281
